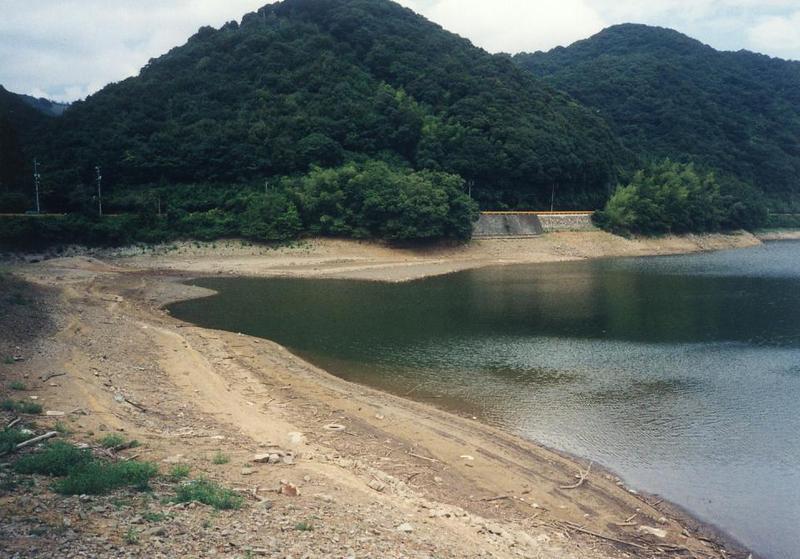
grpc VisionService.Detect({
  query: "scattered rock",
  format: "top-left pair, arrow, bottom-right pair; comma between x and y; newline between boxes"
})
323,424 -> 346,432
286,432 -> 306,447
145,526 -> 167,537
241,468 -> 256,476
638,526 -> 668,539
279,482 -> 300,497
162,454 -> 184,463
368,479 -> 386,493
45,411 -> 65,417
396,523 -> 414,533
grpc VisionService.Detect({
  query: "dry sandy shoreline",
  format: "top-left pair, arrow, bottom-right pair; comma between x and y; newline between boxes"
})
0,231 -> 763,558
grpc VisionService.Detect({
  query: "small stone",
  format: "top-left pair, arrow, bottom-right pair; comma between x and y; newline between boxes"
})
282,455 -> 295,465
241,468 -> 256,476
145,526 -> 167,537
638,526 -> 668,539
279,482 -> 300,497
368,479 -> 386,493
286,432 -> 307,447
268,454 -> 281,465
45,411 -> 65,417
396,523 -> 414,533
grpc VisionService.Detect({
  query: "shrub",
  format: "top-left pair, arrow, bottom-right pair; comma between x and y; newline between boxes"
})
173,479 -> 243,510
14,441 -> 93,476
1,400 -> 43,414
52,460 -> 158,495
168,464 -> 191,481
8,381 -> 26,391
594,159 -> 768,236
211,452 -> 230,465
98,434 -> 126,448
0,428 -> 30,454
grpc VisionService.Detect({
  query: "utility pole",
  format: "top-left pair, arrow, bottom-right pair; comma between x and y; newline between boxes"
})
550,183 -> 557,212
95,166 -> 103,216
33,158 -> 41,214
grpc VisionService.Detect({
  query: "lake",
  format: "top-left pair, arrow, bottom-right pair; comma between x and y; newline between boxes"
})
169,240 -> 800,559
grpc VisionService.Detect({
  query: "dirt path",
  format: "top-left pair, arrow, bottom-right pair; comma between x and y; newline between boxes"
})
0,234 -> 758,558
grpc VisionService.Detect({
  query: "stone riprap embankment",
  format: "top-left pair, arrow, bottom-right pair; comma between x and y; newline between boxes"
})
536,212 -> 596,232
474,212 -> 595,237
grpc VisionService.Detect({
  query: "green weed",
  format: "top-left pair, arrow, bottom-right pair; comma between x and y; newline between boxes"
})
8,381 -> 26,391
14,441 -> 93,476
1,400 -> 42,414
167,464 -> 190,481
211,452 -> 229,465
123,527 -> 140,545
0,428 -> 30,454
173,479 -> 243,510
53,460 -> 158,495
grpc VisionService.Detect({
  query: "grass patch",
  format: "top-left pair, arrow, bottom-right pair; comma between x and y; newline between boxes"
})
14,441 -> 93,476
98,434 -> 125,448
142,511 -> 167,523
1,400 -> 43,414
98,433 -> 139,450
123,527 -> 140,545
53,421 -> 72,435
211,452 -> 229,465
167,464 -> 190,481
3,356 -> 15,365
173,479 -> 244,510
13,440 -> 159,495
8,381 -> 26,391
295,521 -> 314,531
0,428 -> 30,454
53,460 -> 158,495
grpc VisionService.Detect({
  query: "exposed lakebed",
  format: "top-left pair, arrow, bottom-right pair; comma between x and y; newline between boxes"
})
169,240 -> 800,559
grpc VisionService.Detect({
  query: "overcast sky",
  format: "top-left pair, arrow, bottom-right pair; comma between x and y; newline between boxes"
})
1,0 -> 798,102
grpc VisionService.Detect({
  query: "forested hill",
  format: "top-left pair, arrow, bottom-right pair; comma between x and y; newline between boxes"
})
0,86 -> 49,205
18,0 -> 628,212
513,24 -> 800,207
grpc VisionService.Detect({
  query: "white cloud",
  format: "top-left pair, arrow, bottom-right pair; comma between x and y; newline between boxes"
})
0,0 -> 798,102
398,0 -> 606,53
748,11 -> 800,57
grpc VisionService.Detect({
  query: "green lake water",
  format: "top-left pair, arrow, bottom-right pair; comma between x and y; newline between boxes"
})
169,240 -> 800,559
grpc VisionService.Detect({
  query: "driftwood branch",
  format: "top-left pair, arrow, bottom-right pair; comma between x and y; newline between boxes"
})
557,522 -> 646,550
40,372 -> 66,382
560,462 -> 592,490
123,398 -> 147,412
6,417 -> 21,429
407,451 -> 439,463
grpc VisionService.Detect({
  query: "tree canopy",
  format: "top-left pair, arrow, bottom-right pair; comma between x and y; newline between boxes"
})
514,24 -> 800,209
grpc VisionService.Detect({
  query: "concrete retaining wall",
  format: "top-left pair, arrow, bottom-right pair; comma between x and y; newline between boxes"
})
473,213 -> 544,237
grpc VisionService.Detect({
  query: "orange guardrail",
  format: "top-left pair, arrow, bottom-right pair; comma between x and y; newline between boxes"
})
480,211 -> 594,216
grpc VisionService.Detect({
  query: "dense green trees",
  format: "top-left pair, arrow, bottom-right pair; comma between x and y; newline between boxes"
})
0,161 -> 477,249
10,0 -> 625,216
593,160 -> 767,235
514,24 -> 800,207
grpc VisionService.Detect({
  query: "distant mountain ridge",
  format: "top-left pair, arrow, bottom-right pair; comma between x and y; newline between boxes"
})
18,93 -> 70,117
8,0 -> 628,212
513,24 -> 800,206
